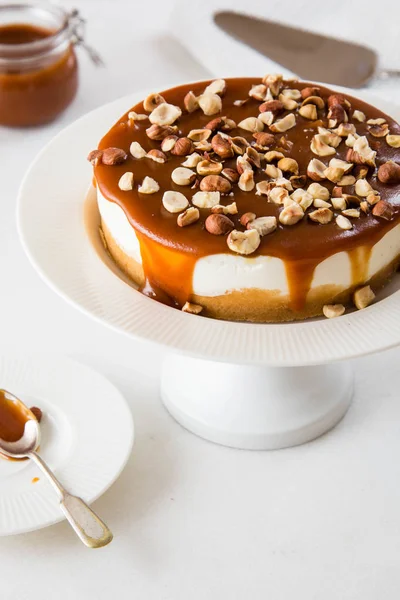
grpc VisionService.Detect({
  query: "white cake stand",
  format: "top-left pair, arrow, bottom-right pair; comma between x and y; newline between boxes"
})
17,85 -> 400,450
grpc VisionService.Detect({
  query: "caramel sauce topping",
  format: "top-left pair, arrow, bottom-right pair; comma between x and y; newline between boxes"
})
93,78 -> 400,313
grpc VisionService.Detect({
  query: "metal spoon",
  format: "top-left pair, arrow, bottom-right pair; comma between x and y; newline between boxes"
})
0,390 -> 113,548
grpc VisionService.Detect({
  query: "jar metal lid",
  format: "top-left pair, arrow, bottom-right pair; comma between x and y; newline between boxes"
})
69,9 -> 103,66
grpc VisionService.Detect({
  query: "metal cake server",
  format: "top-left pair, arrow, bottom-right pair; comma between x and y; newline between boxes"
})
214,11 -> 400,88
0,389 -> 113,548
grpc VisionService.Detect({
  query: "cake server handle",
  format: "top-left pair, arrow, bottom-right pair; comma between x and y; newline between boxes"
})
376,68 -> 400,81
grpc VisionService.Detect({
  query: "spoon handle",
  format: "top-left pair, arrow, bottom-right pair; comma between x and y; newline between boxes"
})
29,451 -> 113,548
60,494 -> 113,548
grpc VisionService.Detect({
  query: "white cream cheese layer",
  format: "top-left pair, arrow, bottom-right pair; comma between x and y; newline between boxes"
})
98,189 -> 142,263
98,189 -> 400,297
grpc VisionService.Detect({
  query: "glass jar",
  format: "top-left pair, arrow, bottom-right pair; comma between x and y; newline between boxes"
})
0,2 -> 82,127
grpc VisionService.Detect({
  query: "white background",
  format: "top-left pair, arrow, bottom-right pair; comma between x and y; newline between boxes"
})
2,0 -> 400,598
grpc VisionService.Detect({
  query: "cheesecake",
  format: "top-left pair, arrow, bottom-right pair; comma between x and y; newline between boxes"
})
88,76 -> 400,322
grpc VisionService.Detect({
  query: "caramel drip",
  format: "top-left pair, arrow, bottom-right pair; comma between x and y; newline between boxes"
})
137,233 -> 197,307
94,78 -> 400,314
285,258 -> 318,312
348,246 -> 373,288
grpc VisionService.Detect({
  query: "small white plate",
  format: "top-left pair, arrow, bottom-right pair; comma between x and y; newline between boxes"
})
0,355 -> 134,536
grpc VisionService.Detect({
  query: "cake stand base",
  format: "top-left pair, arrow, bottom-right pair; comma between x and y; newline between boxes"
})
161,355 -> 353,450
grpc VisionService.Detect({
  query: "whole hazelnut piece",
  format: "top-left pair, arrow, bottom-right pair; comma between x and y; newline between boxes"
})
205,213 -> 234,235
377,161 -> 400,184
171,137 -> 194,156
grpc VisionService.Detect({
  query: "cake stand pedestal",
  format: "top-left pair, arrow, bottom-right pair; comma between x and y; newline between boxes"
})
161,355 -> 353,450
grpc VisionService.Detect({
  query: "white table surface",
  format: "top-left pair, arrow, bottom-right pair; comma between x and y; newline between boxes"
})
2,1 -> 400,598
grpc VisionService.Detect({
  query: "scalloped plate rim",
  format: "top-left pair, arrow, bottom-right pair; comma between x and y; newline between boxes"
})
0,354 -> 134,536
